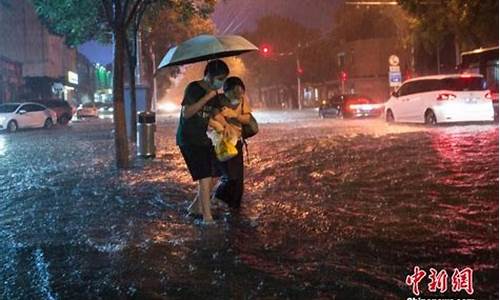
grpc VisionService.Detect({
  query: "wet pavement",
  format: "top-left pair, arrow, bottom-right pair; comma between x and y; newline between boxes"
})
0,110 -> 498,299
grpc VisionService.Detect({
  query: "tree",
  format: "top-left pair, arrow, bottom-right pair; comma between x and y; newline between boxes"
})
141,1 -> 216,108
124,4 -> 148,144
32,0 -> 215,168
323,4 -> 413,74
398,0 -> 499,53
328,3 -> 412,50
241,15 -> 321,108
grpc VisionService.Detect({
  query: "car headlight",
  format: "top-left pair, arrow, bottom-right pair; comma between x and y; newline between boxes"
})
0,116 -> 5,123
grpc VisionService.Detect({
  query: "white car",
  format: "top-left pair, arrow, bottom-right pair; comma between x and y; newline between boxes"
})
385,74 -> 494,125
0,102 -> 57,132
76,103 -> 99,118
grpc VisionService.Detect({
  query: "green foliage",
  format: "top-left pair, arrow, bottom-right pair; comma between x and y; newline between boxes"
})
241,15 -> 321,88
32,0 -> 108,46
398,0 -> 499,50
246,15 -> 319,53
141,0 -> 217,97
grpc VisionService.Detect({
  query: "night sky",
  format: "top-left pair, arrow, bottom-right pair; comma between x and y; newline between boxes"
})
213,0 -> 339,34
78,0 -> 340,64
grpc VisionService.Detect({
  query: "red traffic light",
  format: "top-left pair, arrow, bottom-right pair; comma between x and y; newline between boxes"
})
341,71 -> 348,81
297,67 -> 304,75
259,44 -> 272,57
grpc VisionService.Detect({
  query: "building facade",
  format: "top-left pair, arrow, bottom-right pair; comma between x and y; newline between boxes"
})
0,56 -> 23,103
0,0 -> 93,105
302,37 -> 411,105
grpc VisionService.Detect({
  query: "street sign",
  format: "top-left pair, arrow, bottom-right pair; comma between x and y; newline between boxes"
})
68,71 -> 79,85
389,55 -> 400,66
389,65 -> 401,72
52,82 -> 64,94
389,71 -> 402,87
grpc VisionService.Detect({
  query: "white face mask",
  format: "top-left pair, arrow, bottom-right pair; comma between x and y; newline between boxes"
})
212,79 -> 224,90
230,98 -> 241,106
206,76 -> 224,90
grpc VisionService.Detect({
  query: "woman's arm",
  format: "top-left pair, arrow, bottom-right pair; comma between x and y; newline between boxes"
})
214,112 -> 230,127
182,90 -> 217,119
213,111 -> 239,138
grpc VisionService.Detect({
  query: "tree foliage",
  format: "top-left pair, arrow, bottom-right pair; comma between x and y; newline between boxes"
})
398,0 -> 499,50
140,1 -> 217,103
31,0 -> 216,168
33,0 -> 108,46
241,15 -> 320,91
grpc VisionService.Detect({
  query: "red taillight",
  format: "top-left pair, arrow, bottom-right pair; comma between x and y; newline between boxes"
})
485,91 -> 492,100
437,93 -> 456,101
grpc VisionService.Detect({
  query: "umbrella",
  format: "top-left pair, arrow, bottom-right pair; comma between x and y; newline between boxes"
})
157,35 -> 259,69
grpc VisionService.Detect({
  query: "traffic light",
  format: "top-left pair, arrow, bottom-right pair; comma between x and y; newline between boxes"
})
341,71 -> 348,82
259,44 -> 272,57
297,66 -> 304,76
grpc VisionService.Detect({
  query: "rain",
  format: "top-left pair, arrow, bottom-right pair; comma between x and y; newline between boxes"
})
0,0 -> 498,299
0,112 -> 498,299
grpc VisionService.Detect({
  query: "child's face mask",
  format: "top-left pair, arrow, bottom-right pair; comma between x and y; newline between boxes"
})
230,98 -> 241,106
227,86 -> 245,105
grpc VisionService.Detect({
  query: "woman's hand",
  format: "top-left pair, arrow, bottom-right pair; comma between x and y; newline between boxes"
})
204,90 -> 218,101
182,90 -> 218,119
222,126 -> 232,138
223,124 -> 241,138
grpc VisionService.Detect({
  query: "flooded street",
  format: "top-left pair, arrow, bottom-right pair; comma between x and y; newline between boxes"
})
0,110 -> 498,299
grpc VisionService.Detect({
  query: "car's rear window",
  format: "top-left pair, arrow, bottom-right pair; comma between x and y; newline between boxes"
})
439,77 -> 487,91
30,99 -> 68,108
46,100 -> 69,108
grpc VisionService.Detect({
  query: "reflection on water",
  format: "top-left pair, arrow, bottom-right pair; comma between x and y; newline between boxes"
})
0,134 -> 6,156
0,118 -> 497,299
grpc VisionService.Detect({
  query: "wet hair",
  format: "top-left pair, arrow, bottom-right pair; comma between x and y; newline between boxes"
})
223,76 -> 246,93
204,59 -> 230,77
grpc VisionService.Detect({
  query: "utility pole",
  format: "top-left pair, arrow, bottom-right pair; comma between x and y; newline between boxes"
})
136,30 -> 142,85
150,43 -> 158,112
296,45 -> 302,110
436,44 -> 441,74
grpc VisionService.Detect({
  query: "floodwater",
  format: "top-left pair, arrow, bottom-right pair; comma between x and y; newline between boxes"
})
0,111 -> 498,299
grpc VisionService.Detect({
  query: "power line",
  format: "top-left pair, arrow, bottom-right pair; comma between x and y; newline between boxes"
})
345,1 -> 398,5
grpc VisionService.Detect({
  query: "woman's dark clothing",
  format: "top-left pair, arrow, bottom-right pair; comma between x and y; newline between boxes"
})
176,81 -> 220,147
177,81 -> 221,181
215,141 -> 244,209
180,145 -> 221,181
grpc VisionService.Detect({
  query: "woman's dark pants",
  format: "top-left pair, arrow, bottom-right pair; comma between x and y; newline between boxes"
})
215,141 -> 244,209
